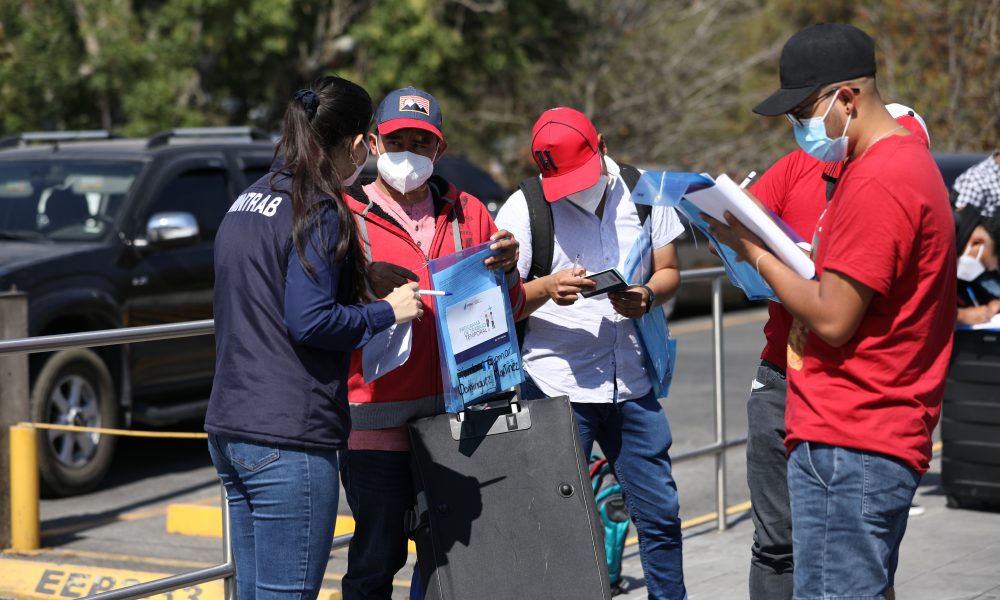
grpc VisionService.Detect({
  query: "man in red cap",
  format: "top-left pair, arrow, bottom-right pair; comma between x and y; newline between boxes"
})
709,23 -> 955,599
496,107 -> 687,599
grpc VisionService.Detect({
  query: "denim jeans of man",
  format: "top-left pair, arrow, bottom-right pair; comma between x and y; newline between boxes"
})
339,449 -> 415,600
208,434 -> 340,600
788,442 -> 919,600
520,377 -> 687,600
745,360 -> 793,600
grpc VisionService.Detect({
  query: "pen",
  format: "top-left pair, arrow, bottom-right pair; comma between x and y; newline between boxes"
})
967,287 -> 979,307
572,253 -> 582,274
739,170 -> 757,189
417,289 -> 451,296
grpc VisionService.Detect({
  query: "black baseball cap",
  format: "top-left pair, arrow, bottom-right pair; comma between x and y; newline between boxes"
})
753,23 -> 877,117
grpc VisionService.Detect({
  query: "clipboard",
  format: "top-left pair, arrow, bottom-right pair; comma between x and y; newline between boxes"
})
581,268 -> 630,297
683,174 -> 815,279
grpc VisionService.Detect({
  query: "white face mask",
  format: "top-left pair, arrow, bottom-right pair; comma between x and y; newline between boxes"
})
376,142 -> 437,194
565,175 -> 608,213
958,244 -> 986,282
342,137 -> 368,187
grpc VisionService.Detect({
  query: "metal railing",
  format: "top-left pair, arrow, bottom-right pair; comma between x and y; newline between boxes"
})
0,319 -> 214,355
668,267 -> 747,532
2,266 -> 741,599
78,483 -> 235,600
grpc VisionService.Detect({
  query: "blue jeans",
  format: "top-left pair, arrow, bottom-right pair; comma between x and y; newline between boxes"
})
746,361 -> 793,600
520,377 -> 687,600
339,449 -> 415,600
788,442 -> 919,600
208,434 -> 340,600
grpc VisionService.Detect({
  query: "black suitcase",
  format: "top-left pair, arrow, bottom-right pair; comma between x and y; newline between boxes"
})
941,329 -> 1000,508
408,394 -> 613,600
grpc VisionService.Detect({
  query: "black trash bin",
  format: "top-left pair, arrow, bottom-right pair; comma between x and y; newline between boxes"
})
941,329 -> 1000,508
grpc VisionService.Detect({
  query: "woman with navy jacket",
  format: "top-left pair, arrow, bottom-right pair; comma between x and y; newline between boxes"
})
205,76 -> 423,600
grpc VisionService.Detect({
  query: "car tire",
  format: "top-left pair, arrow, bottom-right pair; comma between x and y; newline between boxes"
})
30,348 -> 118,497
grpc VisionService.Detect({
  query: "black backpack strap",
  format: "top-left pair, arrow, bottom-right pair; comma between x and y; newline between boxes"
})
619,163 -> 651,225
822,162 -> 842,202
515,176 -> 556,349
518,177 -> 555,281
619,163 -> 641,191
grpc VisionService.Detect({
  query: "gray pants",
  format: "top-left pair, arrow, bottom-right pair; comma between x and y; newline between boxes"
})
746,360 -> 793,600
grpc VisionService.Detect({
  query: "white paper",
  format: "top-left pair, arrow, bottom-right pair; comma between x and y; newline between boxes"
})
685,174 -> 816,279
969,313 -> 1000,330
444,286 -> 508,356
362,322 -> 412,383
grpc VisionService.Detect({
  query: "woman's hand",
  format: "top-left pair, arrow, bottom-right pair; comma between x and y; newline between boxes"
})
484,230 -> 520,273
609,286 -> 651,318
957,299 -> 1000,325
369,261 -> 419,298
544,267 -> 596,305
385,282 -> 423,324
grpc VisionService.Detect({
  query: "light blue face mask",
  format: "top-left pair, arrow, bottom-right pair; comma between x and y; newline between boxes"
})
790,94 -> 852,163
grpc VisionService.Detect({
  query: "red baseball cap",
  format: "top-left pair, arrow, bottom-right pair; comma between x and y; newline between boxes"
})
530,107 -> 602,202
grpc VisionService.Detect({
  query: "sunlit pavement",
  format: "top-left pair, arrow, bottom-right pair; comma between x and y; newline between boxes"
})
615,453 -> 1000,600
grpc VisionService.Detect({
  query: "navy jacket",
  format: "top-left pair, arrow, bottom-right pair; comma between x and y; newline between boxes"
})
205,169 -> 394,450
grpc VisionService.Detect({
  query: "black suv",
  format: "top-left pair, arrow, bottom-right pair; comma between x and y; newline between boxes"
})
0,128 -> 275,495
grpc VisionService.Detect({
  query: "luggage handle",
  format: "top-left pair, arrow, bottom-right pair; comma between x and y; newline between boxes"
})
449,389 -> 532,440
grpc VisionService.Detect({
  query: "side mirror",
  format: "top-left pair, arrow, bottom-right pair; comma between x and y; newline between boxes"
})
146,212 -> 199,246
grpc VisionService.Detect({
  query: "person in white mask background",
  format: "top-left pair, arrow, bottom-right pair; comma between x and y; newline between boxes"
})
955,209 -> 1000,325
495,107 -> 687,599
340,86 -> 524,600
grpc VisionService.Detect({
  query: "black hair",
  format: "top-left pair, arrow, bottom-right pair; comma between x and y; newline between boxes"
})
274,75 -> 373,301
955,208 -> 983,254
983,213 -> 1000,248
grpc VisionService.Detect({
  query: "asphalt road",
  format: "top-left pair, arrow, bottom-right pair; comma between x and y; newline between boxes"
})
35,304 -> 770,591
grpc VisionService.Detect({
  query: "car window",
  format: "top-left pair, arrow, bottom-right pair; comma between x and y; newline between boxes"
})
0,160 -> 141,242
146,169 -> 230,242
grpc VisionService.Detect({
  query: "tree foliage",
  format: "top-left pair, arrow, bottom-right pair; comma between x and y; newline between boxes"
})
0,0 -> 996,185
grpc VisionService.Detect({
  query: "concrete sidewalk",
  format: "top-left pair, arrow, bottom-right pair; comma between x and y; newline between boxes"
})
2,455 -> 996,599
618,454 -> 1000,599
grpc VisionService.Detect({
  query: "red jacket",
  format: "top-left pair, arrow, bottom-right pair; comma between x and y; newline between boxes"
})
345,177 -> 525,432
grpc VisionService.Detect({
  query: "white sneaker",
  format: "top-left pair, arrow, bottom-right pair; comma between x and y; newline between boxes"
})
908,503 -> 926,517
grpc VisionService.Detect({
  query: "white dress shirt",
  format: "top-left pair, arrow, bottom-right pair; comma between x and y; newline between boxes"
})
495,157 -> 684,403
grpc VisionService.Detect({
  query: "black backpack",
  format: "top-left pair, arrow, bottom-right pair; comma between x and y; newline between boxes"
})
515,164 -> 648,346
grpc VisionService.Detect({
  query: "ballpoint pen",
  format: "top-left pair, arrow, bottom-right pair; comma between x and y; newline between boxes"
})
417,289 -> 452,296
572,253 -> 582,274
739,170 -> 757,189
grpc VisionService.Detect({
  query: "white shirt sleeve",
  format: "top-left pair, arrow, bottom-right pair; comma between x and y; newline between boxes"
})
494,189 -> 533,280
651,205 -> 685,249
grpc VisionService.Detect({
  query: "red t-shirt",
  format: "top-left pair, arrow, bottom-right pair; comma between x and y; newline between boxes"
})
750,151 -> 832,370
785,134 -> 956,473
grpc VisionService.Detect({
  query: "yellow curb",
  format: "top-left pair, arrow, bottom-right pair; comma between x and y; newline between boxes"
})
625,500 -> 753,547
0,557 -> 345,600
0,557 -> 343,600
166,503 -> 223,537
165,506 -> 416,553
1,550 -> 408,591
